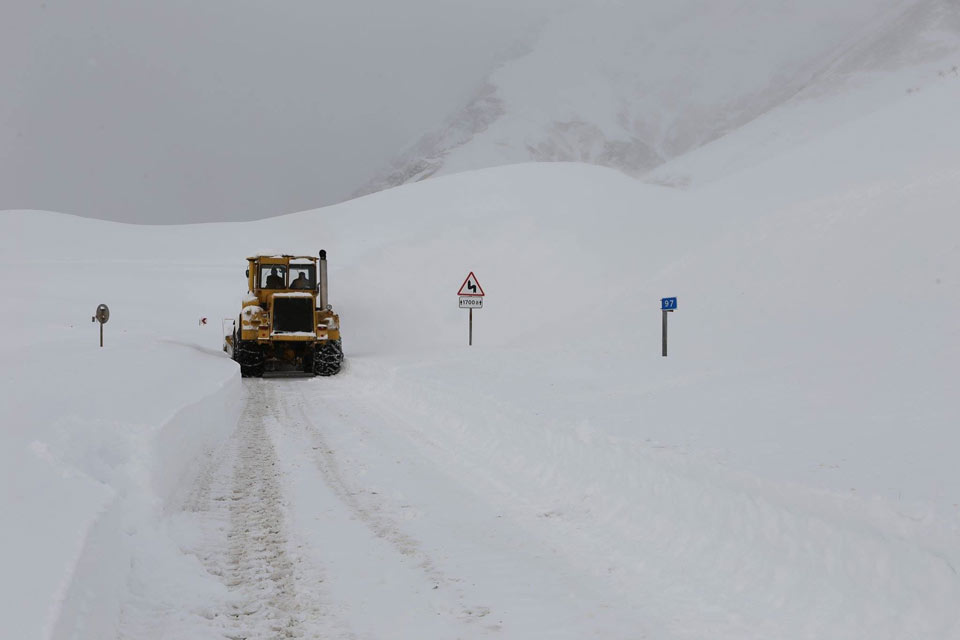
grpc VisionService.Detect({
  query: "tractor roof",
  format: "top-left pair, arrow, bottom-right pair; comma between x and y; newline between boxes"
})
247,254 -> 317,262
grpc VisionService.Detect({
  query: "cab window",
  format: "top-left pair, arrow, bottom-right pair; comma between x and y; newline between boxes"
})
288,265 -> 316,290
259,265 -> 287,289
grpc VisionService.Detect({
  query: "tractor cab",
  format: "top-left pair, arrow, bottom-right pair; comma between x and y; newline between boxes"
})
251,256 -> 318,294
225,251 -> 342,377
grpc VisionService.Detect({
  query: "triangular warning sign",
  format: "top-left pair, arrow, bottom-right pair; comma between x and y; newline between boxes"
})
457,272 -> 485,296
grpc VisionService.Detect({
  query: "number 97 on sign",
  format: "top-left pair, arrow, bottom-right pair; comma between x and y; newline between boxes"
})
661,297 -> 677,310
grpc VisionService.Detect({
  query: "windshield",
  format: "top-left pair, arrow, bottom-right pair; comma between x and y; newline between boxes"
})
259,265 -> 287,289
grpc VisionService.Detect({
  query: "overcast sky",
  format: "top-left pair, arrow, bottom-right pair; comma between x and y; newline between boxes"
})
1,0 -> 566,223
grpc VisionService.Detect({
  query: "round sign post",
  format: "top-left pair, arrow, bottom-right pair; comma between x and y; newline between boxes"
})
93,304 -> 110,347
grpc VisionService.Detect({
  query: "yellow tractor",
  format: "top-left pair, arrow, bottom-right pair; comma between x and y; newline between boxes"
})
224,251 -> 343,377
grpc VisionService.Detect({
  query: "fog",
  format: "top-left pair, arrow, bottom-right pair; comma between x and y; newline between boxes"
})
1,0 -> 563,223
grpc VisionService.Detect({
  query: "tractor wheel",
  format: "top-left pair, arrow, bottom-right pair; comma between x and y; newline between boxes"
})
313,340 -> 343,376
240,361 -> 265,378
236,341 -> 266,378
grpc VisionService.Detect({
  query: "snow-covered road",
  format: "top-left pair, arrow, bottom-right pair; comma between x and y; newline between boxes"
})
120,374 -> 657,639
115,356 -> 960,640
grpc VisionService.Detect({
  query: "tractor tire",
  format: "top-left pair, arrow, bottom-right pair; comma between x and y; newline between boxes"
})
313,339 -> 343,377
236,341 -> 266,378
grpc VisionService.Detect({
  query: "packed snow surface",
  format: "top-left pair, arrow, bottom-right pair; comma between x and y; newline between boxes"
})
3,57 -> 960,640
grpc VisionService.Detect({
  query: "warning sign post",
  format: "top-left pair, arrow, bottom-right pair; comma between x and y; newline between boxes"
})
457,272 -> 485,346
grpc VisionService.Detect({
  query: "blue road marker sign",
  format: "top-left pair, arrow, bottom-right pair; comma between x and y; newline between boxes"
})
661,297 -> 677,310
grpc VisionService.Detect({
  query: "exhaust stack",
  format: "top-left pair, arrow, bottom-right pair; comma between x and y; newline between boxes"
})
318,249 -> 329,310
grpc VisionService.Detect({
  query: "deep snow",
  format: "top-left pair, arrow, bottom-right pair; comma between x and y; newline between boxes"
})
2,52 -> 960,640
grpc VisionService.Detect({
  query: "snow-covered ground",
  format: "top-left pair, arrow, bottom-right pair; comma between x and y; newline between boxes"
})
3,49 -> 960,639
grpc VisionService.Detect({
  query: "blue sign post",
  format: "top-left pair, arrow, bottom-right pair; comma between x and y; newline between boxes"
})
661,297 -> 676,356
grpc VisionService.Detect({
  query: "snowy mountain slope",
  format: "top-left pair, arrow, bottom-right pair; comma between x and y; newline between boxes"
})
2,65 -> 960,638
650,0 -> 960,186
357,0 -> 960,196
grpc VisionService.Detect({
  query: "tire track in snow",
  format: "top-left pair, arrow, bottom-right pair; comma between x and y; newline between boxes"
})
219,385 -> 304,639
165,381 -> 352,640
276,382 -> 507,633
283,383 -> 445,584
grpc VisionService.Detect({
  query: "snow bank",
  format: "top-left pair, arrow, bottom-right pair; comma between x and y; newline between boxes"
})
0,244 -> 240,638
